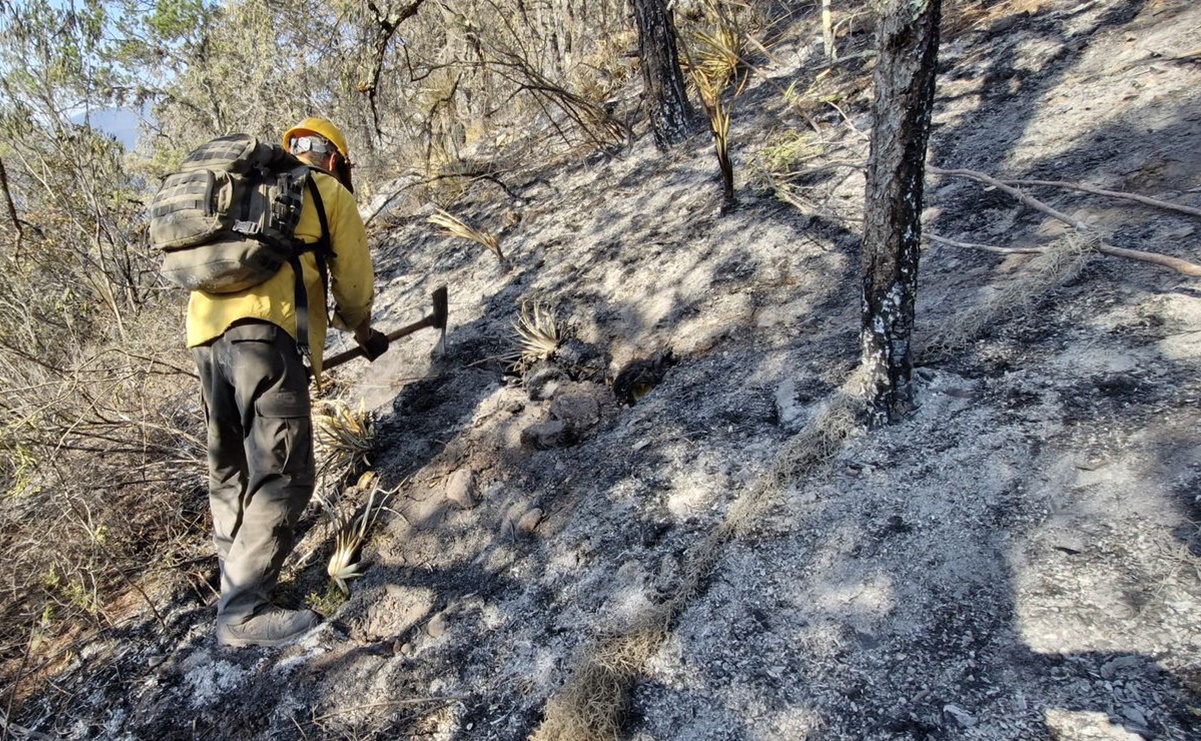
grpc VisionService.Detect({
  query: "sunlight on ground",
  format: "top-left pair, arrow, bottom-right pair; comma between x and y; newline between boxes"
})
1044,709 -> 1147,739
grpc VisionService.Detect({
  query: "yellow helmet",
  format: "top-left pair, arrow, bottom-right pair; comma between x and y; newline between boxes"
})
282,117 -> 350,159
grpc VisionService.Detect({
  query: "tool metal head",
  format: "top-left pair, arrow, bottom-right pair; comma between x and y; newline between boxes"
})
431,285 -> 448,330
431,285 -> 448,356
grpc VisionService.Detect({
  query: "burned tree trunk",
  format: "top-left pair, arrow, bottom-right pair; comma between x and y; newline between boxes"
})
859,0 -> 942,426
631,0 -> 694,149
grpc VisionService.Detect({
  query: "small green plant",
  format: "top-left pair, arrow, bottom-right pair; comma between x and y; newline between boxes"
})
306,583 -> 349,615
3,441 -> 42,499
755,130 -> 824,184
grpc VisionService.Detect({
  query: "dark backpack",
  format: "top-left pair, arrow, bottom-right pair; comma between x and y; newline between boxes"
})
149,133 -> 329,293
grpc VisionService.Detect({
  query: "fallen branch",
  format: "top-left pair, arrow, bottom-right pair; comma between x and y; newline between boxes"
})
929,166 -> 1201,277
928,231 -> 1201,276
929,166 -> 1085,227
1000,177 -> 1201,219
363,170 -> 528,226
1095,243 -> 1201,277
925,233 -> 1043,254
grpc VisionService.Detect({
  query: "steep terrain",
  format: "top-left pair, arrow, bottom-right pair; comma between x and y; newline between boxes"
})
10,0 -> 1201,738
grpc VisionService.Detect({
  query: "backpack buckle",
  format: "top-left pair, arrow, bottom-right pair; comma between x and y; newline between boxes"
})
233,220 -> 261,235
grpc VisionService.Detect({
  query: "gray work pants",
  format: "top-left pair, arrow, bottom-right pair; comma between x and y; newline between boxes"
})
192,321 -> 314,620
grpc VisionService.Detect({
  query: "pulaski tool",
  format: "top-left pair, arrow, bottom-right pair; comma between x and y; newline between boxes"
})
323,285 -> 448,371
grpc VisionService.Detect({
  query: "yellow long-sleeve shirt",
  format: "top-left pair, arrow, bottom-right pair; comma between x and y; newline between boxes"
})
186,169 -> 374,375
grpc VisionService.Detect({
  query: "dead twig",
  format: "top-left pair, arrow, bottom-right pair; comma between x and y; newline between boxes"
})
114,569 -> 168,636
930,166 -> 1088,227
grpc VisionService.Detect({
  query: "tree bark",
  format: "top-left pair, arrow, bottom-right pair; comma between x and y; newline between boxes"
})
363,0 -> 429,143
0,157 -> 22,253
631,0 -> 694,149
859,0 -> 942,426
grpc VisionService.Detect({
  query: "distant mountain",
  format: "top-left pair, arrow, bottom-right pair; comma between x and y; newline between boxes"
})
71,107 -> 144,149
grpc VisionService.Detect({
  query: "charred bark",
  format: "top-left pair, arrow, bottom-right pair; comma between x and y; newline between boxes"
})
0,157 -> 22,252
859,0 -> 942,426
631,0 -> 694,149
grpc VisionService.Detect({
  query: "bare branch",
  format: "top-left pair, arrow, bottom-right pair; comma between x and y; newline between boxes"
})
929,166 -> 1201,277
1000,177 -> 1201,219
1095,242 -> 1201,277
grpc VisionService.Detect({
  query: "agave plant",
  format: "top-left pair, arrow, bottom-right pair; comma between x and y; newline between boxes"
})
312,398 -> 374,485
326,485 -> 390,596
513,301 -> 563,365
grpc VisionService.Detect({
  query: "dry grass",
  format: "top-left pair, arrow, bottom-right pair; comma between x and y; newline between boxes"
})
752,129 -> 827,189
428,208 -> 506,266
532,627 -> 666,741
918,235 -> 1094,361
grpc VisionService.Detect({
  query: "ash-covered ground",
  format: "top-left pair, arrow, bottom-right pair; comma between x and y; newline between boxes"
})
14,1 -> 1201,739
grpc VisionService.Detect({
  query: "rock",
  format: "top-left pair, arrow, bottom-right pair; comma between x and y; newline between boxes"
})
555,338 -> 609,383
1051,530 -> 1088,555
1101,655 -> 1141,678
402,495 -> 446,531
445,469 -> 478,509
426,612 -> 448,639
1121,705 -> 1148,727
943,704 -> 977,728
549,390 -> 600,433
525,362 -> 567,401
774,377 -> 806,430
521,419 -> 569,449
500,503 -> 543,537
516,508 -> 543,534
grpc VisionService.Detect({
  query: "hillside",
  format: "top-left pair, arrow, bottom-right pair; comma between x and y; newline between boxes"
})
9,0 -> 1201,738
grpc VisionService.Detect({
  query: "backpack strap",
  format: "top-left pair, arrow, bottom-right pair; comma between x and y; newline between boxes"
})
304,174 -> 334,299
289,172 -> 334,367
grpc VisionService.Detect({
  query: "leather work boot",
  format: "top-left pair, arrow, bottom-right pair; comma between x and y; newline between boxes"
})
216,606 -> 321,648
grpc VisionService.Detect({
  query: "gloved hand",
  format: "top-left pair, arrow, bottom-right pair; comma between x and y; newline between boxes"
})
360,329 -> 389,361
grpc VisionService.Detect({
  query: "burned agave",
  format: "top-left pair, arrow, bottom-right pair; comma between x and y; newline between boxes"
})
326,485 -> 390,595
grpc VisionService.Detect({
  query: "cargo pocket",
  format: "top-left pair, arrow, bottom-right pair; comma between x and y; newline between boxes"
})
252,390 -> 314,488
